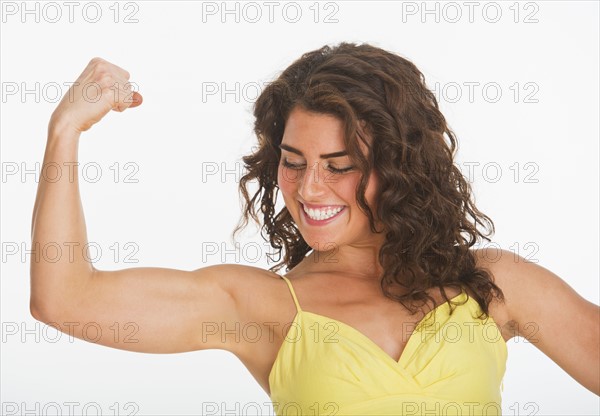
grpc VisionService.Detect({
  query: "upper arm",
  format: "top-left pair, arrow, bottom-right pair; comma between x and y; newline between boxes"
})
34,264 -> 259,354
476,248 -> 600,395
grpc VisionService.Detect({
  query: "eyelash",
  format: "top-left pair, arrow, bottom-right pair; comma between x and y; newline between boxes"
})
282,160 -> 354,174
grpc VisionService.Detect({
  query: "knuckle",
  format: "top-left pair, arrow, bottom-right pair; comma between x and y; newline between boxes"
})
98,73 -> 114,88
96,63 -> 109,75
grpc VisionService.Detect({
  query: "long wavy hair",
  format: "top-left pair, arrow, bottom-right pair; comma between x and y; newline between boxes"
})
232,42 -> 504,319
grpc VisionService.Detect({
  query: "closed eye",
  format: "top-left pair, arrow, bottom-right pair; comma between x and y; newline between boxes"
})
327,165 -> 354,174
281,160 -> 354,174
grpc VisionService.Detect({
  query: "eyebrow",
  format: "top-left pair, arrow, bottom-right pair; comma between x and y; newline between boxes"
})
278,143 -> 348,159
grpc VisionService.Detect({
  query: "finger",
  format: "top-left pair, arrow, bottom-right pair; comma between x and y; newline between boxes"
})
129,91 -> 143,108
110,80 -> 134,110
113,90 -> 142,112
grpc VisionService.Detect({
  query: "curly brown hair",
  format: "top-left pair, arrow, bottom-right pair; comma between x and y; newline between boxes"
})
232,42 -> 504,320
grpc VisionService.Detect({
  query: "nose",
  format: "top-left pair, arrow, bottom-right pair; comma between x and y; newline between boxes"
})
298,161 -> 327,200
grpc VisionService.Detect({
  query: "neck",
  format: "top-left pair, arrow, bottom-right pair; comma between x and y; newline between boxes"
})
301,242 -> 385,282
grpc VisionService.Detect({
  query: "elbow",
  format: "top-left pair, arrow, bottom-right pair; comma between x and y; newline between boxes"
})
29,298 -> 60,323
29,300 -> 48,323
29,283 -> 51,322
29,269 -> 94,322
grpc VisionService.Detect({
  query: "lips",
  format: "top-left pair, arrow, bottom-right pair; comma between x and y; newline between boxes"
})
299,201 -> 346,226
300,201 -> 346,210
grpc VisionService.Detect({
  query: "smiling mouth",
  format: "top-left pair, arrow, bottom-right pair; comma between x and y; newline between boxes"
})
300,202 -> 346,222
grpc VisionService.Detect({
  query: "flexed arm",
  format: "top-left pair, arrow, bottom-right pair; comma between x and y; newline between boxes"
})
28,59 -> 263,356
30,57 -> 142,316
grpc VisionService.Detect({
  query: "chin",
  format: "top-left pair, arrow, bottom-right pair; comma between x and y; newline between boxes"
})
303,237 -> 340,253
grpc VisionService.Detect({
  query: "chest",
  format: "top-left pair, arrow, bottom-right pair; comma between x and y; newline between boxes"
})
268,307 -> 507,415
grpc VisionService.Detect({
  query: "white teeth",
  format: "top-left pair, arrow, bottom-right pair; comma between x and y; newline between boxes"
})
303,204 -> 343,221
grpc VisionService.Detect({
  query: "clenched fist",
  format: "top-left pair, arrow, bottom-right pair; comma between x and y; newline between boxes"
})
50,57 -> 143,134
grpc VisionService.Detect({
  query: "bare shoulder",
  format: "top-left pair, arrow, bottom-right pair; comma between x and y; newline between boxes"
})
195,263 -> 295,347
472,246 -> 598,341
471,247 -> 520,341
195,264 -> 296,391
472,246 -> 561,322
472,247 -> 600,394
193,263 -> 282,291
471,247 -> 543,324
194,263 -> 288,320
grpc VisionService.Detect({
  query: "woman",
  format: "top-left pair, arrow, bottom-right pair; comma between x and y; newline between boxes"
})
30,42 -> 599,415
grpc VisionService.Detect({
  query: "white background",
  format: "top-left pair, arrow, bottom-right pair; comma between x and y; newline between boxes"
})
1,1 -> 598,415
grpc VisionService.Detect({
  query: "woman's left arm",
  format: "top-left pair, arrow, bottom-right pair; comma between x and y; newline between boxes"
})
476,248 -> 599,395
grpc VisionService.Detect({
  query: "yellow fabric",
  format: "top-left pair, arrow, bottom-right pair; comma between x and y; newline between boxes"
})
269,275 -> 508,416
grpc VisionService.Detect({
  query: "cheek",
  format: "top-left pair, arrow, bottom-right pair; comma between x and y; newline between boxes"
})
335,175 -> 361,205
277,165 -> 297,195
342,172 -> 378,209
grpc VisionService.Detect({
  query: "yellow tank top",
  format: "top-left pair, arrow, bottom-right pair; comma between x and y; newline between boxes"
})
269,275 -> 507,415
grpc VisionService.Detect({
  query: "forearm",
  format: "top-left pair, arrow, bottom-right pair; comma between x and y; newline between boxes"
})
30,120 -> 94,316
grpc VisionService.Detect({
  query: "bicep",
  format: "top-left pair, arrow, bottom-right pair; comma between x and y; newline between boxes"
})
482,249 -> 600,395
40,264 -> 241,354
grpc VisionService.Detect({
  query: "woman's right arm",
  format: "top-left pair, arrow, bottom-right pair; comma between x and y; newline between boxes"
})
30,58 -> 262,355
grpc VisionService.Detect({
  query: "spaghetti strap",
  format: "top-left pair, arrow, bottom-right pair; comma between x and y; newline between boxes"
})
280,275 -> 302,312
